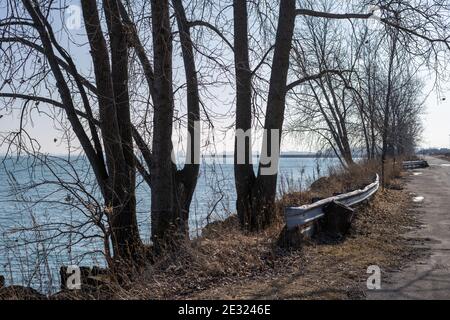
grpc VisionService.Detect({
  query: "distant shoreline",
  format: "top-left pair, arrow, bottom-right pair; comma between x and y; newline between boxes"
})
201,153 -> 336,159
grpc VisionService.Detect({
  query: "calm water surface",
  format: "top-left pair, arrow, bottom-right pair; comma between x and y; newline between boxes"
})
0,155 -> 339,291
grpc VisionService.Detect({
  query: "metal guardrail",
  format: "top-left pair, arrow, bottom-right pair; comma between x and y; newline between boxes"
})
284,174 -> 380,231
402,160 -> 429,169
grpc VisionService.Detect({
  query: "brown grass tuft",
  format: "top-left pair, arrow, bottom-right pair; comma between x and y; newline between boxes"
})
2,159 -> 418,300
105,159 -> 421,300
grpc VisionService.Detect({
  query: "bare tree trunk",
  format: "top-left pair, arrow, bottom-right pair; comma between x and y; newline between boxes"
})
254,0 -> 296,228
173,0 -> 201,236
233,0 -> 296,231
23,0 -> 143,263
104,0 -> 141,263
81,0 -> 142,262
117,0 -> 201,254
381,27 -> 398,188
233,0 -> 256,229
150,0 -> 180,253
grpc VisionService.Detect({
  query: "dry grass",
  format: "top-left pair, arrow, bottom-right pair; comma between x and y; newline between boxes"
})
278,159 -> 402,207
108,159 -> 422,300
1,159 -> 421,300
435,154 -> 450,162
166,184 -> 421,300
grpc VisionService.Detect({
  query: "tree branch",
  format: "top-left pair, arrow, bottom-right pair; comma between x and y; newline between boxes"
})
189,20 -> 234,52
286,69 -> 348,92
296,8 -> 450,49
0,92 -> 99,125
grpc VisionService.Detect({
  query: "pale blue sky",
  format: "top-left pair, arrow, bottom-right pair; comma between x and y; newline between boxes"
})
421,91 -> 450,149
1,1 -> 449,155
2,89 -> 449,154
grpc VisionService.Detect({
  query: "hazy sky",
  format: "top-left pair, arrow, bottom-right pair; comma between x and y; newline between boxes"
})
421,90 -> 450,149
2,88 -> 449,155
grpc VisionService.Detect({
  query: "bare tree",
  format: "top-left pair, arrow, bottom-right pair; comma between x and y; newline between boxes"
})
0,0 -> 204,264
233,0 -> 297,231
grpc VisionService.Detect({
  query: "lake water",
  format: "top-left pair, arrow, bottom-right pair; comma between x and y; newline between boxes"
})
0,155 -> 340,292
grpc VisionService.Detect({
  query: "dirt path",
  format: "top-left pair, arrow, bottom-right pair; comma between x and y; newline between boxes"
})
368,156 -> 450,299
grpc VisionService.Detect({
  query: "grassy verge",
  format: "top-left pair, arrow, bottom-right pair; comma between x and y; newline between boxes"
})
0,159 -> 422,300
111,160 -> 422,300
435,154 -> 450,162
